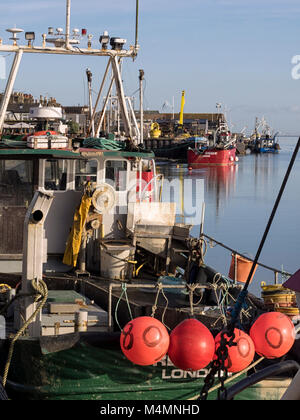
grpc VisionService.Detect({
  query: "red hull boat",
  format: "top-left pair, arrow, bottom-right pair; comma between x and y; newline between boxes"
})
188,147 -> 236,167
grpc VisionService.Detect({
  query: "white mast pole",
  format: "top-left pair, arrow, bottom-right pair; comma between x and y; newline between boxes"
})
87,58 -> 112,136
111,56 -> 132,140
0,50 -> 23,135
66,0 -> 71,49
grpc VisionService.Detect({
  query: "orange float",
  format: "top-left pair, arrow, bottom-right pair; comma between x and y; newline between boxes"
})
214,328 -> 255,373
249,312 -> 295,359
167,319 -> 215,371
120,316 -> 170,366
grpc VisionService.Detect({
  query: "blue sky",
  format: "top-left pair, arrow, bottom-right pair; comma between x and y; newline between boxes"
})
1,0 -> 300,135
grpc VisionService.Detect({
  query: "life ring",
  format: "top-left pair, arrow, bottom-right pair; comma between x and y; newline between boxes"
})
33,131 -> 57,136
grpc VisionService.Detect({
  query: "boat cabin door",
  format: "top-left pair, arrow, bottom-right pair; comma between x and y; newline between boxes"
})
0,159 -> 36,272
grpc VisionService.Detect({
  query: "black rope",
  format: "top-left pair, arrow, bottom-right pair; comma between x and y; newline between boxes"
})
228,136 -> 300,334
0,379 -> 8,400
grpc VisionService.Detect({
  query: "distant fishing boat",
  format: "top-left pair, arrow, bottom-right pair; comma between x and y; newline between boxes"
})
249,117 -> 280,154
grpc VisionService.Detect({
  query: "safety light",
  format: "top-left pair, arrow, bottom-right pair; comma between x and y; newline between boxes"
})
99,31 -> 110,49
25,31 -> 35,47
87,34 -> 93,48
25,32 -> 35,40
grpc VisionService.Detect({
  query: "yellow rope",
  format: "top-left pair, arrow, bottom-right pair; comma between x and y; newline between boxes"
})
0,284 -> 11,294
2,278 -> 48,387
187,284 -> 198,317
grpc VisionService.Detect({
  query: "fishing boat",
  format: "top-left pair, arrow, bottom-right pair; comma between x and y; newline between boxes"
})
249,117 -> 280,154
0,1 -> 299,402
187,122 -> 237,167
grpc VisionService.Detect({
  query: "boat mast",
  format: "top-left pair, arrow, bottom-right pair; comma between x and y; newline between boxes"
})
135,0 -> 140,54
0,0 -> 139,139
0,49 -> 23,135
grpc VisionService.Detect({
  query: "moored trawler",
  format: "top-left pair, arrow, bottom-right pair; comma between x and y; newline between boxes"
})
187,123 -> 237,167
188,146 -> 237,166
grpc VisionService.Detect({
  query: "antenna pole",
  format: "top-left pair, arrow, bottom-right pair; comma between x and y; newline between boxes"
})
139,69 -> 144,144
135,0 -> 139,51
66,0 -> 71,49
86,68 -> 95,137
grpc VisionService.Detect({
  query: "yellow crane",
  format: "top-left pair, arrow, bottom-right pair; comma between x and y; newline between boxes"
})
179,90 -> 185,126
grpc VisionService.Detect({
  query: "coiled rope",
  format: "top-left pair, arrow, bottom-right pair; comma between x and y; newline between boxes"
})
2,278 -> 48,388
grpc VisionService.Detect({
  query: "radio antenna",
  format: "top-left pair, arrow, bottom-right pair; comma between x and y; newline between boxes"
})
135,0 -> 139,53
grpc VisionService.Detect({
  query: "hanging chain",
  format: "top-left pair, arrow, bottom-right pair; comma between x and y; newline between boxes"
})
199,329 -> 237,400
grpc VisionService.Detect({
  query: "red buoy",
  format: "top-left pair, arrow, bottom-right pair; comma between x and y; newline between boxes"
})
167,319 -> 215,371
214,328 -> 255,373
120,316 -> 170,366
249,312 -> 295,359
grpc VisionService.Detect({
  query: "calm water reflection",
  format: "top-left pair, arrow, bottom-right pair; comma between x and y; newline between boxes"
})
157,138 -> 300,296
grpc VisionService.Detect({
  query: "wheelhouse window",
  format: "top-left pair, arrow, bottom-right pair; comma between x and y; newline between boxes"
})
75,159 -> 97,191
0,159 -> 33,206
44,159 -> 67,191
105,160 -> 127,191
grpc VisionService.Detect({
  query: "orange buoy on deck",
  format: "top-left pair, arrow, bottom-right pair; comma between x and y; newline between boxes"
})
167,319 -> 215,371
120,316 -> 170,366
214,328 -> 255,373
228,253 -> 257,283
249,312 -> 295,359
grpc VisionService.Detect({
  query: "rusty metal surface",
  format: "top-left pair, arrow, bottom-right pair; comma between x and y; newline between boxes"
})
0,206 -> 27,254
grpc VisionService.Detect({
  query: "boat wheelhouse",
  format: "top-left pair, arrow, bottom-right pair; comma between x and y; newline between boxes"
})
0,143 -> 160,274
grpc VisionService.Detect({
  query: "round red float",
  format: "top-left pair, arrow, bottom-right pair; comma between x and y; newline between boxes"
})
214,328 -> 255,373
249,312 -> 295,359
120,316 -> 170,366
167,319 -> 215,371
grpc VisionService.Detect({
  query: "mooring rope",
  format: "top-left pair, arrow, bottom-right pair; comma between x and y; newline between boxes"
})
2,278 -> 48,388
151,282 -> 170,330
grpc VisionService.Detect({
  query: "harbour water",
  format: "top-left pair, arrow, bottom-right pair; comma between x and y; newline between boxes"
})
157,137 -> 300,296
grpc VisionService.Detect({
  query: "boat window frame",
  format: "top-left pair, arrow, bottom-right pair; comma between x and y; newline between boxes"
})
102,157 -> 130,193
0,158 -> 35,207
74,158 -> 98,192
38,158 -> 74,193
